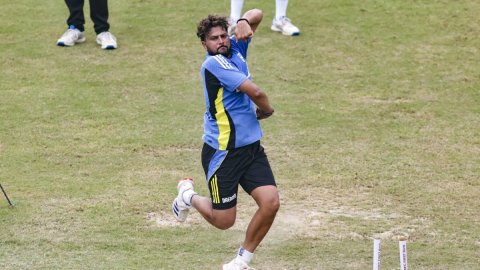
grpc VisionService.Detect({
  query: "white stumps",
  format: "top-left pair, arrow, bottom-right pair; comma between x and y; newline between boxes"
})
399,236 -> 408,270
372,236 -> 409,270
373,238 -> 381,270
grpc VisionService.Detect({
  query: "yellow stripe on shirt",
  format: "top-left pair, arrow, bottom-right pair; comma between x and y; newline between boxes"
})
214,87 -> 231,150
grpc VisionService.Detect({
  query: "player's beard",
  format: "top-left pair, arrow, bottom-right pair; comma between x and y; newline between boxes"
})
208,45 -> 231,57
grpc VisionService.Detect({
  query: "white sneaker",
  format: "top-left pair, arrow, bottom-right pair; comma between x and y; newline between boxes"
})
271,16 -> 300,36
96,31 -> 117,49
172,178 -> 194,222
57,26 -> 86,47
223,258 -> 255,270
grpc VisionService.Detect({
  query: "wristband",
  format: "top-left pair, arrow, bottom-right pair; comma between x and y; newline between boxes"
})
236,18 -> 250,25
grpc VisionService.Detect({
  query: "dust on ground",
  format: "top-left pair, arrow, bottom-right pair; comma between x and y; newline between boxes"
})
146,188 -> 420,242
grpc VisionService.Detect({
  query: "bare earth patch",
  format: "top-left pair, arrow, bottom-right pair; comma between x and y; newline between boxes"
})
146,191 -> 420,242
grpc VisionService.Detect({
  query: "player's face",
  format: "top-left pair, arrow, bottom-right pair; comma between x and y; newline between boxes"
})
203,26 -> 231,57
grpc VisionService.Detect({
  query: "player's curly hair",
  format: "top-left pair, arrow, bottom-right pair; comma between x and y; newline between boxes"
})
196,15 -> 229,41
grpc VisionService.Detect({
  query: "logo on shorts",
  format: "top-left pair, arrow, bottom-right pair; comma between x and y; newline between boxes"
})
222,193 -> 237,203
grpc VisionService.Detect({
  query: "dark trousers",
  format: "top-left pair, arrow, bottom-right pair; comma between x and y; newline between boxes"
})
65,0 -> 110,34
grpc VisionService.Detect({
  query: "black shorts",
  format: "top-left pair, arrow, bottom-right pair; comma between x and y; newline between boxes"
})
201,141 -> 276,210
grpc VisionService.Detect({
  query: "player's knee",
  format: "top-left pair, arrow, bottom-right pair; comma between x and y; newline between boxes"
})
261,194 -> 280,214
269,195 -> 280,213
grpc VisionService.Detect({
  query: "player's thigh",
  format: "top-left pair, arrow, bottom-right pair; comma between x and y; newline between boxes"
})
202,143 -> 245,210
240,143 -> 276,194
212,206 -> 237,228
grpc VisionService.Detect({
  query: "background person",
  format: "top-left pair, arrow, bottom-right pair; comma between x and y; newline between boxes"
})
230,0 -> 300,36
57,0 -> 117,49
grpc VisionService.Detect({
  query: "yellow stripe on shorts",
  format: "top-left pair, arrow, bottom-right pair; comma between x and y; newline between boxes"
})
211,175 -> 220,204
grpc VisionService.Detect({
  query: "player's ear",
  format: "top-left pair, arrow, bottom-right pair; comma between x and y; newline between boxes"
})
201,41 -> 206,49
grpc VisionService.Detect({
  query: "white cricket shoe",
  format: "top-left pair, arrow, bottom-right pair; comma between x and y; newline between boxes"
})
57,26 -> 86,47
172,178 -> 194,222
271,16 -> 300,36
223,258 -> 255,270
96,31 -> 117,50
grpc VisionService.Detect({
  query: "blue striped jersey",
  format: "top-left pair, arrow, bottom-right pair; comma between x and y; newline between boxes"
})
200,37 -> 262,150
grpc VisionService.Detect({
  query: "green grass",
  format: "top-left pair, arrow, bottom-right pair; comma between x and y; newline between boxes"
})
1,0 -> 479,269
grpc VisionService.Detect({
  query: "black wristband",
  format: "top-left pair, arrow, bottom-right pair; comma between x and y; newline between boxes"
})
236,18 -> 250,25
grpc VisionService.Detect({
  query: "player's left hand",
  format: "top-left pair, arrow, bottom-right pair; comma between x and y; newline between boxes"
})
235,20 -> 253,41
256,108 -> 274,120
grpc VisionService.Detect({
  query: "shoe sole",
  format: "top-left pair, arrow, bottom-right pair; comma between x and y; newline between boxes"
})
270,25 -> 300,36
96,39 -> 117,50
57,42 -> 71,47
57,37 -> 86,47
97,44 -> 117,50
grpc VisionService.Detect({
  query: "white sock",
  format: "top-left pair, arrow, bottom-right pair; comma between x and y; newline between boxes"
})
230,0 -> 244,22
236,246 -> 254,264
182,189 -> 197,206
275,0 -> 289,20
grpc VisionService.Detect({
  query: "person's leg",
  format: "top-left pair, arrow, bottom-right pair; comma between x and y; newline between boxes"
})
89,0 -> 109,34
65,0 -> 85,31
194,143 -> 242,229
225,142 -> 278,267
173,143 -> 241,228
271,0 -> 300,36
58,0 -> 86,46
230,0 -> 244,22
173,178 -> 237,229
242,185 -> 280,252
275,0 -> 288,20
223,185 -> 279,269
228,0 -> 245,35
191,195 -> 237,230
89,0 -> 117,49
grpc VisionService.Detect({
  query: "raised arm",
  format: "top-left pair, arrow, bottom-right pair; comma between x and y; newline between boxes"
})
234,8 -> 263,41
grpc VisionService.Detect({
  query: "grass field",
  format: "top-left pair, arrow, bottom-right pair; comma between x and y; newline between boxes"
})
1,0 -> 479,269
